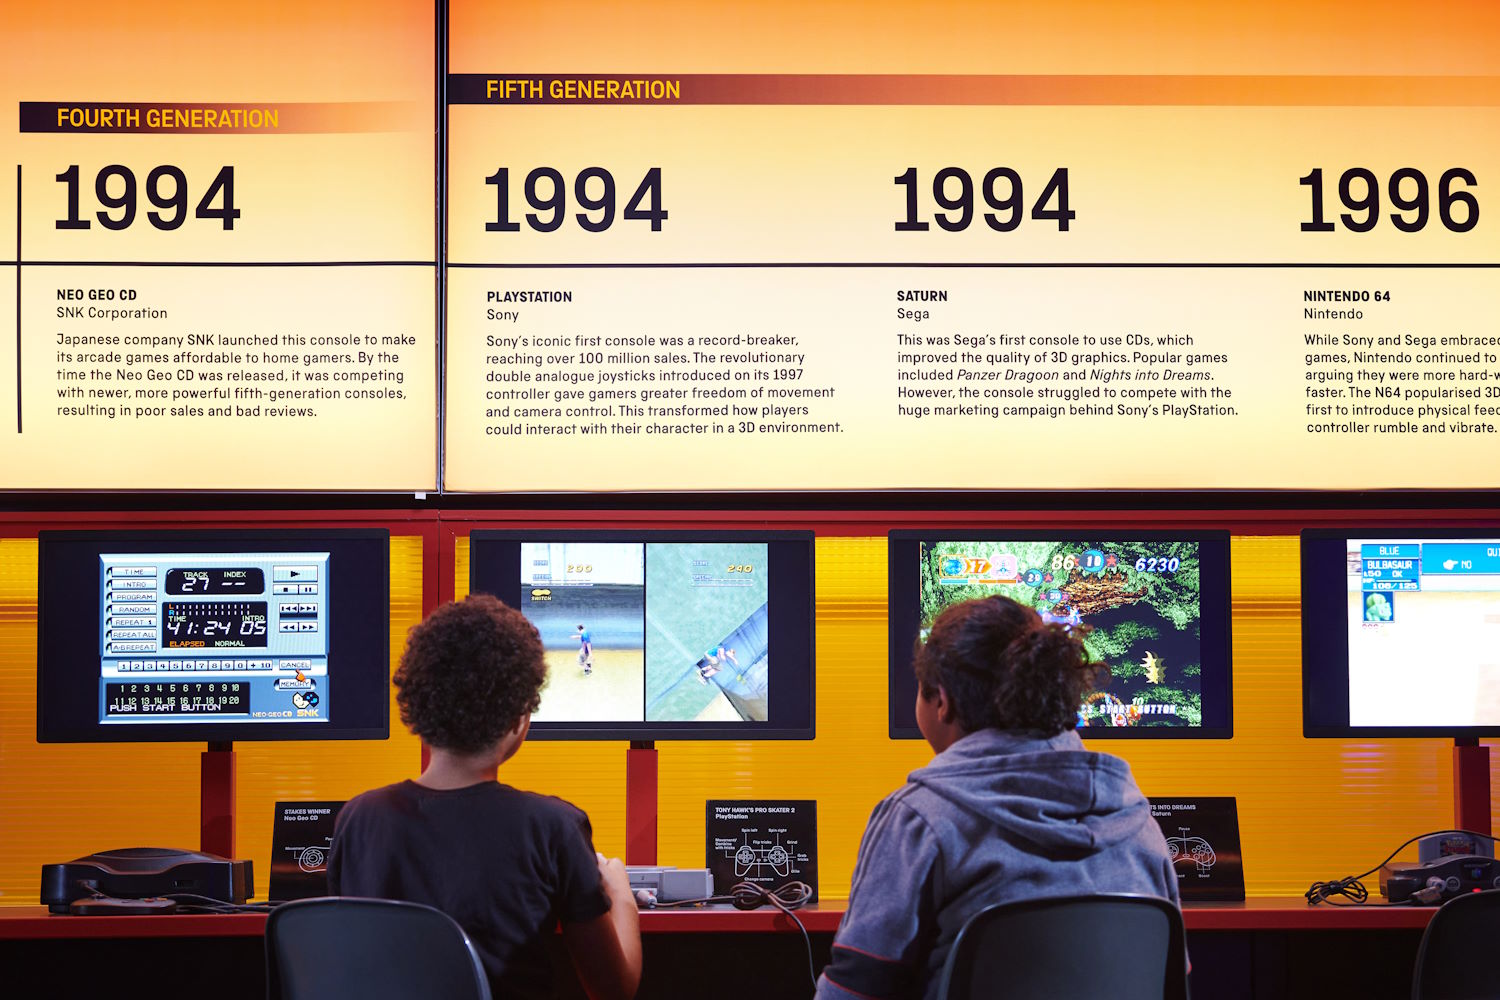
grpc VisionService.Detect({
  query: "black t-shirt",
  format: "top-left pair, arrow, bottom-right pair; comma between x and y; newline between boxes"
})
327,780 -> 609,1000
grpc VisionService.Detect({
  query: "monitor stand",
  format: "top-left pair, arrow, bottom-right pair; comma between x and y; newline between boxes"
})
202,740 -> 237,858
627,740 -> 657,864
1453,738 -> 1491,837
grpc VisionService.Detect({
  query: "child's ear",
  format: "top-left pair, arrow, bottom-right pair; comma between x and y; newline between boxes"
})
936,685 -> 958,725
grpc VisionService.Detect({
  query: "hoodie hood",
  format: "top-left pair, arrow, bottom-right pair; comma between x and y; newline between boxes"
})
816,727 -> 1179,1000
907,728 -> 1152,856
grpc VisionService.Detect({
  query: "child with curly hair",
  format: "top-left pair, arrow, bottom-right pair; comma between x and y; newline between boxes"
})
329,594 -> 640,1000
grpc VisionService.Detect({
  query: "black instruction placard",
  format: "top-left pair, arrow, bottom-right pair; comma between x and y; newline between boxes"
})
1149,796 -> 1245,901
706,800 -> 818,902
269,800 -> 345,902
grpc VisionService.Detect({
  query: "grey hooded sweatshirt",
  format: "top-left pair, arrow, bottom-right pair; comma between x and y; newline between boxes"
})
815,728 -> 1181,1000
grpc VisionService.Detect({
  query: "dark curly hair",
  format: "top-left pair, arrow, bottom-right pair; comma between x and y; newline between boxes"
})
914,595 -> 1108,737
393,594 -> 548,754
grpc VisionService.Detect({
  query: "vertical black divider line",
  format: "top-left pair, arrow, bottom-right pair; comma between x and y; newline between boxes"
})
15,164 -> 20,433
642,544 -> 650,723
435,0 -> 448,493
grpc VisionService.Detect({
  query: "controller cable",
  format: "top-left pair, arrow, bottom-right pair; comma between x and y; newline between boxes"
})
1304,828 -> 1497,906
163,892 -> 278,914
70,879 -> 281,914
639,881 -> 817,991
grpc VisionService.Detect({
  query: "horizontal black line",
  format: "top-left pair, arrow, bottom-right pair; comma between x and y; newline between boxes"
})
13,259 -> 1490,269
449,261 -> 1498,269
2,488 -> 1499,513
17,260 -> 436,268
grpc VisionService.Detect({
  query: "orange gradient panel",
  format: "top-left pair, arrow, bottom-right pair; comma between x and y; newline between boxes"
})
447,1 -> 1500,494
446,266 -> 1500,492
449,0 -> 1500,76
11,267 -> 437,491
3,0 -> 436,261
1,0 -> 438,490
3,0 -> 433,99
1,0 -> 425,243
449,105 -> 1499,266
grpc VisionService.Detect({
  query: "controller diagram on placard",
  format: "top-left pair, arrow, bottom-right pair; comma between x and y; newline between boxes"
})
725,832 -> 802,879
1166,828 -> 1217,875
283,842 -> 330,873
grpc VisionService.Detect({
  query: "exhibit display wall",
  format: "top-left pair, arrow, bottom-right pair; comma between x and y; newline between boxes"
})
3,527 -> 1485,903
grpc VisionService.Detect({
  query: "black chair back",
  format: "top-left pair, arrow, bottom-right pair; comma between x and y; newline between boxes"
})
937,893 -> 1188,1000
266,896 -> 492,1000
1412,888 -> 1500,1000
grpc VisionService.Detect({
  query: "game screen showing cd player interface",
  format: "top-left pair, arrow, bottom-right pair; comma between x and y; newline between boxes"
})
98,552 -> 331,726
918,540 -> 1206,728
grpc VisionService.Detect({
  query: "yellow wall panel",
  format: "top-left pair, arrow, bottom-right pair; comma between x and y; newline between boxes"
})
233,535 -> 426,896
0,539 -> 201,905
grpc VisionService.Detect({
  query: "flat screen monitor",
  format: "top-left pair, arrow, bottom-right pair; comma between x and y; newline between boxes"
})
469,530 -> 815,740
1302,527 -> 1500,738
38,529 -> 390,743
889,531 -> 1234,740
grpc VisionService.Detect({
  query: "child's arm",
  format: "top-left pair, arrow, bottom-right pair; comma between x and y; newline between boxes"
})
816,797 -> 939,999
561,854 -> 642,1000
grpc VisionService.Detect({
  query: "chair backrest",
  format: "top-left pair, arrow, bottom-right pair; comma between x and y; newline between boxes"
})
266,896 -> 492,1000
936,893 -> 1188,1000
1412,889 -> 1500,1000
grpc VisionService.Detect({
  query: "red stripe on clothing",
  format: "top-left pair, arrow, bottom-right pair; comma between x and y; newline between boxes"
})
831,942 -> 903,964
821,972 -> 890,1000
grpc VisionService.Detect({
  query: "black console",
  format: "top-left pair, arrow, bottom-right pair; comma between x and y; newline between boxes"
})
41,847 -> 253,913
1382,855 -> 1500,904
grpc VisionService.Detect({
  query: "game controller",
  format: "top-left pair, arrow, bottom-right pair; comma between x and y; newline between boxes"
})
626,866 -> 714,905
734,844 -> 792,878
1166,835 -> 1216,874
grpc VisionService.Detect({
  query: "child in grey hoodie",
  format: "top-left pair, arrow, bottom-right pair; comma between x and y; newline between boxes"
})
816,595 -> 1181,1000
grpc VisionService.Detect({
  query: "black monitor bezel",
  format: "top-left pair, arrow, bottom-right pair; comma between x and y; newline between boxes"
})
888,529 -> 1234,740
37,528 -> 391,743
469,529 -> 816,741
1302,525 -> 1500,738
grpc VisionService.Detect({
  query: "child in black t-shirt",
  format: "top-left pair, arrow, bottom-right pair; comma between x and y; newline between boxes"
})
329,594 -> 641,1000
